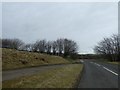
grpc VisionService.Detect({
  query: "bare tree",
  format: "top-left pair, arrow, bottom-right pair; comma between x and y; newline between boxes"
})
111,34 -> 120,61
20,44 -> 33,51
46,41 -> 52,54
52,41 -> 58,55
94,34 -> 119,61
2,38 -> 24,49
32,41 -> 39,52
56,39 -> 64,55
63,39 -> 78,57
2,39 -> 12,48
12,39 -> 24,49
32,40 -> 46,53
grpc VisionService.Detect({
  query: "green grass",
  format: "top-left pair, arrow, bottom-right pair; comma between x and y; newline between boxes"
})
2,48 -> 70,70
3,64 -> 83,88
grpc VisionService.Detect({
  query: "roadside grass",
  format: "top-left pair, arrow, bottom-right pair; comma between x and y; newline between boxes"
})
65,58 -> 81,64
108,62 -> 119,65
2,48 -> 70,70
3,64 -> 83,88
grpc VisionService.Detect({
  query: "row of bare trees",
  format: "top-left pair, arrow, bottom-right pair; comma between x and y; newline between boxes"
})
94,34 -> 120,61
2,39 -> 24,49
1,38 -> 78,58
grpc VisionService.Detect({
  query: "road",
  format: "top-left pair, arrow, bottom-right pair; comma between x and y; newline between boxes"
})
2,64 -> 68,81
78,60 -> 118,88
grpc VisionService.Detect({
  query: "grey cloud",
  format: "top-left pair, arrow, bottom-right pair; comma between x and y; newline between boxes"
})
2,2 -> 117,54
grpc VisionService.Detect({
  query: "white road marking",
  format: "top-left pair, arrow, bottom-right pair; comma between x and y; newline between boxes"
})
80,60 -> 84,63
94,63 -> 101,67
90,62 -> 101,67
90,61 -> 118,76
103,66 -> 118,76
90,62 -> 93,64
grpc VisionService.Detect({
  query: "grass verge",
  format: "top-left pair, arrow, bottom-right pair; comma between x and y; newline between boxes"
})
108,62 -> 119,65
3,64 -> 83,88
2,48 -> 70,70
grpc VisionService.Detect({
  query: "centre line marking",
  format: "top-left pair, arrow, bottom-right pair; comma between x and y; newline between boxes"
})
95,63 -> 101,66
103,66 -> 118,76
94,63 -> 101,66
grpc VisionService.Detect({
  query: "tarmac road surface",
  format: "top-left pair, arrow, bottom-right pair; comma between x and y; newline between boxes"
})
78,59 -> 118,88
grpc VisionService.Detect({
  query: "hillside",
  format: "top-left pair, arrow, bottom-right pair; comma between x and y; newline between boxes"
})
2,48 -> 69,70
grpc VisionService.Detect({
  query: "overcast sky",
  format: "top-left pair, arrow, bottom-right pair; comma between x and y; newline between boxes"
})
2,2 -> 118,54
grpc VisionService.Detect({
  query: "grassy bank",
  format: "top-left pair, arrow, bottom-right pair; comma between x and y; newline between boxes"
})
2,48 -> 69,70
3,64 -> 83,88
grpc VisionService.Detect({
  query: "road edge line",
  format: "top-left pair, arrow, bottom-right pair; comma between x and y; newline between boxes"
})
103,66 -> 118,76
